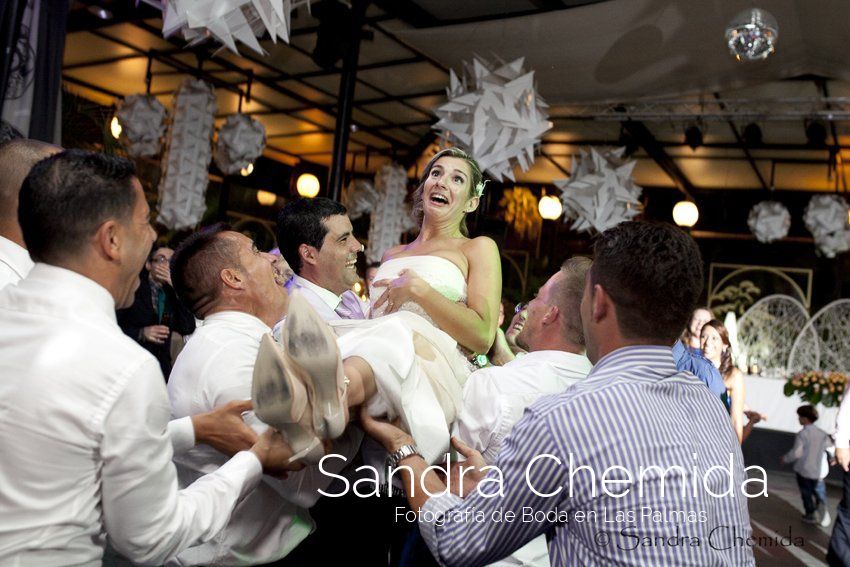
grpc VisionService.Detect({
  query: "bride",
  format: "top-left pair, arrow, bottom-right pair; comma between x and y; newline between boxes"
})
254,148 -> 502,464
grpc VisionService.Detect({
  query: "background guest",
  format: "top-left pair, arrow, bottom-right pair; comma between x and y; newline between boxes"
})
701,318 -> 747,442
117,245 -> 196,378
781,404 -> 832,527
682,306 -> 713,351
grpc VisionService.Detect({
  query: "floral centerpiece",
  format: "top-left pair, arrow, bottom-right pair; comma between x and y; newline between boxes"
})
784,371 -> 849,407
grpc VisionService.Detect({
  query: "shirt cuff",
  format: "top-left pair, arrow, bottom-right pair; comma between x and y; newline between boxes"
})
419,492 -> 464,566
221,450 -> 264,500
167,416 -> 195,454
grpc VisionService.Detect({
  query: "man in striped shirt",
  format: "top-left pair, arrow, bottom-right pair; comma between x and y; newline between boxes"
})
361,221 -> 755,566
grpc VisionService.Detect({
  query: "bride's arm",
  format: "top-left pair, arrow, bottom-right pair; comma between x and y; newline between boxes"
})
407,237 -> 502,354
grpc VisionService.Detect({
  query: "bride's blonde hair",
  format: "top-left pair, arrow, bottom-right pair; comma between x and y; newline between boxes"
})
412,147 -> 486,237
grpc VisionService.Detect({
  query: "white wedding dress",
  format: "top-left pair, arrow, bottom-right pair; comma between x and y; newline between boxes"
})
330,255 -> 473,464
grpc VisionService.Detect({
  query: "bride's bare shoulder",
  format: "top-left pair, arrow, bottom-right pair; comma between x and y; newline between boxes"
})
461,236 -> 500,265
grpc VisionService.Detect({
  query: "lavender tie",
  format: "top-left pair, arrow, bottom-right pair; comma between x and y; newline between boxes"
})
335,290 -> 365,320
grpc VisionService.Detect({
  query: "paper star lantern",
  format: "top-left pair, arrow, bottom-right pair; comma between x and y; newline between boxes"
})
748,201 -> 790,243
116,94 -> 168,158
554,147 -> 643,234
804,194 -> 850,258
343,164 -> 416,264
433,56 -> 552,182
213,114 -> 266,175
151,0 -> 310,55
158,79 -> 217,230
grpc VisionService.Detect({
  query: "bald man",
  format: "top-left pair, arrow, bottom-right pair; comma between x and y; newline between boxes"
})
0,138 -> 61,289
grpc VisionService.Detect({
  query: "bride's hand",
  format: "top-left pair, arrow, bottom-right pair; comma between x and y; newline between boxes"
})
371,269 -> 429,314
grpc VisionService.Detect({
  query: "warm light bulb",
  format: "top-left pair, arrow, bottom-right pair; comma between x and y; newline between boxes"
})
256,190 -> 277,206
673,200 -> 699,227
110,116 -> 122,139
240,163 -> 254,176
296,173 -> 320,198
538,195 -> 563,220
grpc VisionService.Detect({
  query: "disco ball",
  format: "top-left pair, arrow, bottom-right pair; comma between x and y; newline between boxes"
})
725,8 -> 779,61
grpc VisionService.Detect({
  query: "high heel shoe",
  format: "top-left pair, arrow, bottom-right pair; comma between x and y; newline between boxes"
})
252,333 -> 325,464
283,290 -> 349,439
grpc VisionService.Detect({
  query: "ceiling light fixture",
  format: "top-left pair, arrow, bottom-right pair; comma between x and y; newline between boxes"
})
684,125 -> 703,151
805,120 -> 827,147
673,200 -> 699,228
256,190 -> 277,206
725,8 -> 779,62
110,115 -> 122,139
240,162 -> 254,176
296,173 -> 321,198
538,193 -> 563,220
743,123 -> 763,146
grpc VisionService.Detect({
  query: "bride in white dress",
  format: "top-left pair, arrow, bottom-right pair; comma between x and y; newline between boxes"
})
255,148 -> 502,464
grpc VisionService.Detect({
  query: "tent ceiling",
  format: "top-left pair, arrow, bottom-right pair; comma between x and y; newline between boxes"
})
63,0 -> 850,194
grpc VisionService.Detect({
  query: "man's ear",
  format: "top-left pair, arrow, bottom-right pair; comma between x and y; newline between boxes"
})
221,267 -> 245,290
464,195 -> 480,214
299,243 -> 319,267
95,220 -> 121,262
591,283 -> 609,323
542,304 -> 559,326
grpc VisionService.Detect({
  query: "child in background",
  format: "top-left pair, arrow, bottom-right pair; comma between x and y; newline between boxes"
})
781,405 -> 834,526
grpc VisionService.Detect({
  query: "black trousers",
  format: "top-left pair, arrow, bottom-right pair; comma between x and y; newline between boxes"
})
828,469 -> 850,566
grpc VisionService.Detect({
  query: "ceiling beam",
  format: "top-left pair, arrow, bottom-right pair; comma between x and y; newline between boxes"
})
713,93 -> 769,191
278,56 -> 424,80
369,0 -> 440,28
622,120 -> 696,201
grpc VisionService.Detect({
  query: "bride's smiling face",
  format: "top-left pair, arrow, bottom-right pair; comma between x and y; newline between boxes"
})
423,156 -> 479,221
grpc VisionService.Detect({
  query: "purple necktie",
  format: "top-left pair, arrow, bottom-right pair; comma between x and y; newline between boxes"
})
335,291 -> 365,320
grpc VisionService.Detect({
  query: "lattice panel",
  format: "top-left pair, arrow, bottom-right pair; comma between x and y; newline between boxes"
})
737,295 -> 809,378
788,299 -> 850,375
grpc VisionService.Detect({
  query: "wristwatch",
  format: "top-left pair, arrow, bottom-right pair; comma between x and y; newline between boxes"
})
385,444 -> 422,469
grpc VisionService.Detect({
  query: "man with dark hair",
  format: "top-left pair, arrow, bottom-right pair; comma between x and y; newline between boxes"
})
117,245 -> 196,378
277,197 -> 364,320
0,138 -> 60,289
167,225 -> 360,565
361,221 -> 754,566
0,150 -> 296,565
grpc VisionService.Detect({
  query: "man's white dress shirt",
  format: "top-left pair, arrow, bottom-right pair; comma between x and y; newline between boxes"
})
783,423 -> 833,480
168,310 -> 359,566
285,274 -> 365,321
0,264 -> 262,566
0,235 -> 33,290
453,350 -> 593,567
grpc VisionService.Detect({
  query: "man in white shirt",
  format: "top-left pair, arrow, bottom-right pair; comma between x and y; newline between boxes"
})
167,224 -> 360,565
0,150 -> 296,566
0,138 -> 60,290
277,197 -> 365,321
453,257 -> 593,567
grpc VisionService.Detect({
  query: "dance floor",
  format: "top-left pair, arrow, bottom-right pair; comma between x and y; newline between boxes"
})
749,471 -> 841,566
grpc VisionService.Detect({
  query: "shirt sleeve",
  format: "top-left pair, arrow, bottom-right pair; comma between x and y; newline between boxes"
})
100,358 -> 262,565
835,384 -> 850,449
420,410 -> 567,567
454,368 -> 501,458
782,431 -> 804,464
167,416 -> 196,454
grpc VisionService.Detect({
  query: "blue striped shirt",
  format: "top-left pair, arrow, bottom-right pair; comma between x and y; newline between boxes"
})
419,346 -> 755,566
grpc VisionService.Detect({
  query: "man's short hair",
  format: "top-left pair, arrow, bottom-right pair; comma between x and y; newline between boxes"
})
554,256 -> 592,345
0,138 -> 61,221
18,150 -> 137,264
797,404 -> 818,423
276,197 -> 347,274
591,221 -> 703,343
171,224 -> 238,319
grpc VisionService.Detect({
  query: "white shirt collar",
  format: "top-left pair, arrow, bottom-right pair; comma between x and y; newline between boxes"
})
510,349 -> 593,373
290,274 -> 342,310
22,262 -> 116,321
0,235 -> 34,280
203,310 -> 271,334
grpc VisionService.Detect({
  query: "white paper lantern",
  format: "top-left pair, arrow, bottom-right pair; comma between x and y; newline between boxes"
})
433,56 -> 552,182
554,147 -> 643,234
748,201 -> 790,243
672,201 -> 699,228
116,94 -> 168,157
214,114 -> 266,175
154,0 -> 311,55
158,78 -> 217,230
804,194 -> 850,258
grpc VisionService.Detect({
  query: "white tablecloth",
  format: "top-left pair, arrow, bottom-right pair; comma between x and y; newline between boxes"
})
744,374 -> 838,434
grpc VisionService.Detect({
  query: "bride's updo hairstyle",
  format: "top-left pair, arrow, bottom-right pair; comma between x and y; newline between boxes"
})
412,147 -> 486,237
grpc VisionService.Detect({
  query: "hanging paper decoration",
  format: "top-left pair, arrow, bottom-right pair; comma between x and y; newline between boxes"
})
116,94 -> 168,158
803,194 -> 850,258
213,114 -> 266,175
343,164 -> 417,264
152,0 -> 311,55
554,146 -> 643,234
498,186 -> 541,240
158,79 -> 217,231
433,56 -> 552,182
747,201 -> 790,243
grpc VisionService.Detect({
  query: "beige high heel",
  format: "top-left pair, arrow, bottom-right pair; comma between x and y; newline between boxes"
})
283,290 -> 349,439
252,333 -> 325,464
